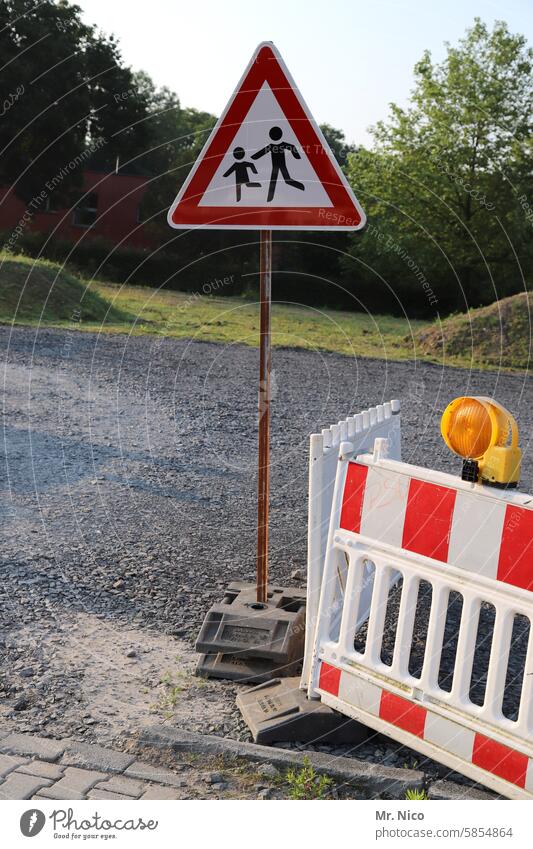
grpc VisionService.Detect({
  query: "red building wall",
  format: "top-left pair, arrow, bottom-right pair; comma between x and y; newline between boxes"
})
0,169 -> 153,249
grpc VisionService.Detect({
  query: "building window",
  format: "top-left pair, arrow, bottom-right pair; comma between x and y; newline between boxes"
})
72,192 -> 98,227
44,193 -> 62,213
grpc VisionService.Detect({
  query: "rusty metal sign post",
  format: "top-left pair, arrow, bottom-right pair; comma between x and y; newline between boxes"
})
256,231 -> 272,604
168,41 -> 365,684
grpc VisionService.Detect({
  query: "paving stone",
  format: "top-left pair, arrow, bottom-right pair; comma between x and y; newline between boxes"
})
94,775 -> 145,798
88,788 -> 133,800
17,760 -> 65,780
0,754 -> 28,778
0,773 -> 53,800
61,742 -> 134,773
125,761 -> 187,788
140,785 -> 182,800
38,766 -> 107,800
428,780 -> 500,801
0,733 -> 66,762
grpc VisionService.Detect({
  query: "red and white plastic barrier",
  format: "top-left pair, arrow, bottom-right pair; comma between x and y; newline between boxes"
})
302,402 -> 401,688
308,437 -> 533,798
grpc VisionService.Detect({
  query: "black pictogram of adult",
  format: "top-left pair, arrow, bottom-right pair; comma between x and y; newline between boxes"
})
222,147 -> 261,202
251,127 -> 305,202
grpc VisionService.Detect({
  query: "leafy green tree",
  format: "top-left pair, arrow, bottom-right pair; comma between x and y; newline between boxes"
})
273,124 -> 357,306
0,0 -> 151,203
135,72 -> 215,228
320,123 -> 357,166
132,75 -> 256,292
343,19 -> 533,316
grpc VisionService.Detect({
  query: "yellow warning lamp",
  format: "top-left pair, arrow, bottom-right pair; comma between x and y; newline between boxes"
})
441,396 -> 521,488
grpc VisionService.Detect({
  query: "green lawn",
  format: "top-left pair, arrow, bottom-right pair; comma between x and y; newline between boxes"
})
0,253 -> 423,361
2,253 -> 528,370
89,280 -> 424,360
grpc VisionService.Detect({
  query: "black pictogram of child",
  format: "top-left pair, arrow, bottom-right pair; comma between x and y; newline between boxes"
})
222,147 -> 261,202
251,127 -> 305,202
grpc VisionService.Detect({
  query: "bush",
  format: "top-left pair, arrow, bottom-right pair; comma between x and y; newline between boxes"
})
284,758 -> 334,800
1,230 -> 258,298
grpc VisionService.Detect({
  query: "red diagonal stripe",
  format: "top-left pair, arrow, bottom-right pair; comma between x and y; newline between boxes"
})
318,662 -> 341,697
472,733 -> 528,788
402,478 -> 456,562
379,691 -> 427,738
173,45 -> 362,228
497,505 -> 533,591
340,463 -> 368,534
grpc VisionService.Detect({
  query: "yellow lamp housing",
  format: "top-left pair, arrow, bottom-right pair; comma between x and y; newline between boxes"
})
440,396 -> 521,488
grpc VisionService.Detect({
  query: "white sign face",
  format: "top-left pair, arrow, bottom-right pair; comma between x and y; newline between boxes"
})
167,42 -> 366,230
198,83 -> 332,208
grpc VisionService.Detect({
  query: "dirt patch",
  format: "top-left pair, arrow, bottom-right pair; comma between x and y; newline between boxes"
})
0,611 -> 243,745
414,291 -> 532,369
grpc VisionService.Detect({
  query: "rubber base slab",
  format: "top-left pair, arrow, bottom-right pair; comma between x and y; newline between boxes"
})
236,677 -> 370,744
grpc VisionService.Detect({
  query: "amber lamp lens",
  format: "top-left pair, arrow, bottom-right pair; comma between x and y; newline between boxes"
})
446,398 -> 493,459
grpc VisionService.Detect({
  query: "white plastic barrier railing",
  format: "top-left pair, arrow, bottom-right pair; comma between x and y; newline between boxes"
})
302,401 -> 401,688
309,438 -> 533,799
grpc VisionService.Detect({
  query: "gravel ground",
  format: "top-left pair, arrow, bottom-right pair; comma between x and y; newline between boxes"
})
1,324 -> 532,788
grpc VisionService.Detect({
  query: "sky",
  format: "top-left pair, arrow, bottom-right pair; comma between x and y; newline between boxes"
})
77,0 -> 533,147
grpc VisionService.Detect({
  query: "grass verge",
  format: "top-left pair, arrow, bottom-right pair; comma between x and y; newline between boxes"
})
414,291 -> 532,370
0,253 -> 424,361
1,254 -> 529,370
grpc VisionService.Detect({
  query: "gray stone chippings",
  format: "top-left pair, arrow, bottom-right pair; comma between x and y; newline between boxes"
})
258,763 -> 279,779
1,327 -> 531,801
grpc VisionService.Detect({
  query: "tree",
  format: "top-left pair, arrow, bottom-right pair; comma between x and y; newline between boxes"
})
273,124 -> 357,307
131,75 -> 257,293
320,123 -> 356,166
343,19 -> 533,316
135,72 -> 215,228
0,0 -> 151,203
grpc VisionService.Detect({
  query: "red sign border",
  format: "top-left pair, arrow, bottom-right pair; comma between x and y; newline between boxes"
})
167,42 -> 366,231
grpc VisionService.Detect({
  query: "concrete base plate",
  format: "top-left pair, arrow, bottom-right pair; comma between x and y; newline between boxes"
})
195,582 -> 306,681
236,677 -> 370,745
196,653 -> 298,684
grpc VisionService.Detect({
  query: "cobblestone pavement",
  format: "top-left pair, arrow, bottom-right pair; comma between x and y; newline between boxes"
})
0,732 -> 197,800
0,727 -> 499,801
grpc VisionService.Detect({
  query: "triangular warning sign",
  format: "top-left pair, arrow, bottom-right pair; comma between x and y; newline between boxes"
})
168,42 -> 366,231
